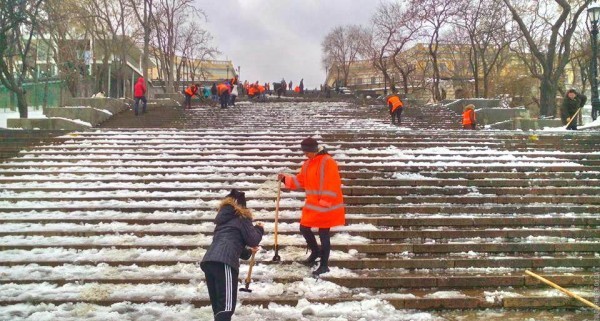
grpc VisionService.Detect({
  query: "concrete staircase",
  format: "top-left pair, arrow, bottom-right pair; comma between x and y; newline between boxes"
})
0,101 -> 598,318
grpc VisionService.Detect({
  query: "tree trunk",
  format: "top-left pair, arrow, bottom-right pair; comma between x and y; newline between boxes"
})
400,70 -> 409,95
539,78 -> 557,117
16,88 -> 28,118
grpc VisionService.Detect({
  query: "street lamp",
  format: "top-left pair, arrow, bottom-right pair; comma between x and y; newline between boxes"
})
588,3 -> 600,121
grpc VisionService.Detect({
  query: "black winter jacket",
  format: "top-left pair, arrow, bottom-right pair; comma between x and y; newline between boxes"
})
201,198 -> 264,270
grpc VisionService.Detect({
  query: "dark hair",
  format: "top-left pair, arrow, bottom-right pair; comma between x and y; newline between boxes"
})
567,89 -> 577,94
226,189 -> 246,208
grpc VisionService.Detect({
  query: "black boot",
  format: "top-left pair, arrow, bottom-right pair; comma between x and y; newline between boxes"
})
312,261 -> 329,276
303,247 -> 320,266
300,225 -> 319,266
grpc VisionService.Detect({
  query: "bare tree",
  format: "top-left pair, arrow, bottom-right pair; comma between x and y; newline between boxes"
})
128,0 -> 153,97
0,0 -> 45,118
40,0 -> 91,98
151,0 -> 204,93
321,25 -> 367,88
457,0 -> 519,98
411,0 -> 462,102
503,0 -> 592,117
178,22 -> 220,88
360,2 -> 421,95
77,0 -> 132,96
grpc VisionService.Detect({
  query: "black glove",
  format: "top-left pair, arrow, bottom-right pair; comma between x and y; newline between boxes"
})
240,247 -> 252,260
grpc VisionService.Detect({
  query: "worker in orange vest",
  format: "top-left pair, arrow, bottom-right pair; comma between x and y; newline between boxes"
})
183,84 -> 201,109
278,137 -> 345,277
247,84 -> 258,99
217,82 -> 231,109
462,104 -> 476,130
387,93 -> 404,125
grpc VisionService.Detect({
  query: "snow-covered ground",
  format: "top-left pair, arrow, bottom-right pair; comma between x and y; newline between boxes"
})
0,111 -> 598,320
0,108 -> 46,128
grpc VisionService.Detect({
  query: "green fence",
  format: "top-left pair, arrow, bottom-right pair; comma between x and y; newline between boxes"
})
0,81 -> 63,111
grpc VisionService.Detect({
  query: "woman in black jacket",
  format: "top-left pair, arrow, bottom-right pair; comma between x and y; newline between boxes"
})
201,189 -> 264,321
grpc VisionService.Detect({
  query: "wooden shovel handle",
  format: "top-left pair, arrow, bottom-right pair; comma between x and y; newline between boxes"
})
525,270 -> 600,311
245,252 -> 256,284
273,182 -> 281,246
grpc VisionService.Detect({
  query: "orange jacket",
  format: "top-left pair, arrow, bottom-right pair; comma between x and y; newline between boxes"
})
283,153 -> 345,228
248,86 -> 258,97
217,83 -> 229,96
184,85 -> 198,96
387,95 -> 403,112
258,85 -> 265,94
463,108 -> 475,125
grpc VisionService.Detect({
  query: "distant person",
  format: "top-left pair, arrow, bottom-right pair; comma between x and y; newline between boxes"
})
229,84 -> 238,107
561,89 -> 586,131
203,85 -> 211,99
133,77 -> 147,116
211,83 -> 218,101
183,84 -> 201,109
299,79 -> 304,94
217,81 -> 231,108
462,104 -> 477,130
289,80 -> 293,91
387,92 -> 404,125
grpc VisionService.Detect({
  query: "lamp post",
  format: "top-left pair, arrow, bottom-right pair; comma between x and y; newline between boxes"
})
226,65 -> 229,80
588,3 -> 600,121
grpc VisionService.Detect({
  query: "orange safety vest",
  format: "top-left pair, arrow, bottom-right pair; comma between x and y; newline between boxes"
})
387,95 -> 403,112
284,153 -> 345,228
248,86 -> 258,97
463,109 -> 475,125
185,86 -> 197,96
258,85 -> 265,94
217,83 -> 229,96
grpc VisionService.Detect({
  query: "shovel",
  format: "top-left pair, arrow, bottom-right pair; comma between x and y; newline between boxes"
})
239,252 -> 256,293
272,182 -> 282,262
565,107 -> 582,129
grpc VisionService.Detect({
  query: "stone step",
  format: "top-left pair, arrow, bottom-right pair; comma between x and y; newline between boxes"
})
1,194 -> 598,205
0,284 -> 594,310
1,227 -> 596,239
0,215 -> 596,227
3,186 -> 600,195
0,171 -> 596,181
0,255 -> 597,268
0,177 -> 598,187
0,239 -> 597,253
1,204 -> 597,215
3,184 -> 599,193
0,272 -> 595,289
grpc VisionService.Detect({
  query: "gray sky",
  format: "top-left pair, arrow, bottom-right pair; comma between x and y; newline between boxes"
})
198,0 -> 379,89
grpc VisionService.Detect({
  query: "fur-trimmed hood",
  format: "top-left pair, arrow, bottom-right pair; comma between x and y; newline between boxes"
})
215,197 -> 253,225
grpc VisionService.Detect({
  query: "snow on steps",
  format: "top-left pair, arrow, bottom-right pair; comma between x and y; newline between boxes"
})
0,123 -> 599,315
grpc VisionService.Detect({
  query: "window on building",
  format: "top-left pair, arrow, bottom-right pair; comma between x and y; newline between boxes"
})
371,77 -> 377,85
355,78 -> 362,85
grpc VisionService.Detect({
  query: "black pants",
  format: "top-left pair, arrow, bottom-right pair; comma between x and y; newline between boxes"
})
300,225 -> 331,264
201,261 -> 239,321
220,93 -> 230,108
184,94 -> 192,109
391,107 -> 403,124
566,116 -> 578,130
134,96 -> 146,115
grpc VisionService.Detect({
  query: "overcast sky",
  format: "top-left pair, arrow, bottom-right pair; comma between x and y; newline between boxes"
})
198,0 -> 380,89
